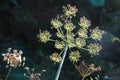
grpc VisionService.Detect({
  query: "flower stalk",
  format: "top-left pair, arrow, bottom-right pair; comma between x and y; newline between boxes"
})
5,67 -> 12,80
55,45 -> 68,80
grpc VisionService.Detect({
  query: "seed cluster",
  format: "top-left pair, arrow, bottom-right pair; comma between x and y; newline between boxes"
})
1,48 -> 25,68
37,4 -> 103,63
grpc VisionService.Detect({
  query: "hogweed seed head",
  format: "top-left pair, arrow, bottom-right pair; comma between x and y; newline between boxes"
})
55,41 -> 65,49
79,16 -> 91,29
62,4 -> 78,18
87,43 -> 102,56
78,28 -> 88,39
69,50 -> 81,63
50,52 -> 61,63
37,30 -> 51,43
64,21 -> 75,31
90,27 -> 103,41
37,4 -> 103,66
2,48 -> 25,68
66,32 -> 76,48
51,18 -> 63,29
75,38 -> 86,48
75,61 -> 101,79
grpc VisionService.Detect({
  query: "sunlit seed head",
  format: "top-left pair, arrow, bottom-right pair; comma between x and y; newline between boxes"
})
79,16 -> 91,29
75,38 -> 86,48
64,21 -> 75,31
51,18 -> 63,29
69,50 -> 81,63
87,43 -> 102,56
50,52 -> 61,63
37,30 -> 51,43
78,28 -> 88,39
62,4 -> 78,18
2,48 -> 25,68
90,27 -> 103,41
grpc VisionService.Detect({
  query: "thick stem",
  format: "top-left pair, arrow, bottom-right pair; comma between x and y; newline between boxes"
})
55,45 -> 68,80
5,67 -> 12,80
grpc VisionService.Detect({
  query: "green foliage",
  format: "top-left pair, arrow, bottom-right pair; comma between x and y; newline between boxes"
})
109,34 -> 120,42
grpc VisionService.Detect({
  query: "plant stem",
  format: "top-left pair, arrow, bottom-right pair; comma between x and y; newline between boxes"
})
55,45 -> 68,80
5,67 -> 12,80
82,77 -> 85,80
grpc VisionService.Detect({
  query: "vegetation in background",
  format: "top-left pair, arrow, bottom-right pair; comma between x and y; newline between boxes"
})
0,0 -> 120,80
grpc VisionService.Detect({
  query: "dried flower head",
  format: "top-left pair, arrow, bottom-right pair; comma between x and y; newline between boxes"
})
1,48 -> 25,68
50,53 -> 61,63
37,30 -> 51,43
51,18 -> 63,29
69,51 -> 81,63
87,43 -> 102,56
63,4 -> 78,18
90,27 -> 103,41
89,64 -> 101,71
75,61 -> 101,80
79,16 -> 91,29
24,67 -> 46,80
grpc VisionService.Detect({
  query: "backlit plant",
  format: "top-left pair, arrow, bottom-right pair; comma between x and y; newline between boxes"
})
75,61 -> 101,80
37,4 -> 103,80
24,66 -> 46,80
1,48 -> 25,80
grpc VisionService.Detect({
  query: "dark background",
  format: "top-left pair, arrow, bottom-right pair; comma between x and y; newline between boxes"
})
0,0 -> 120,80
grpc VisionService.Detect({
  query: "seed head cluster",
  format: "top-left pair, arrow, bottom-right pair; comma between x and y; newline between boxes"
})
37,4 -> 103,63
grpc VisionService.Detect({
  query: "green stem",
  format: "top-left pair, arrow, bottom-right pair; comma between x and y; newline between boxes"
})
55,45 -> 68,80
81,48 -> 88,51
59,48 -> 65,56
49,39 -> 56,42
5,67 -> 12,80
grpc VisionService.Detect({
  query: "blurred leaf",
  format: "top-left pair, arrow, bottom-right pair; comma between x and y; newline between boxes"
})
89,0 -> 105,7
109,34 -> 120,42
